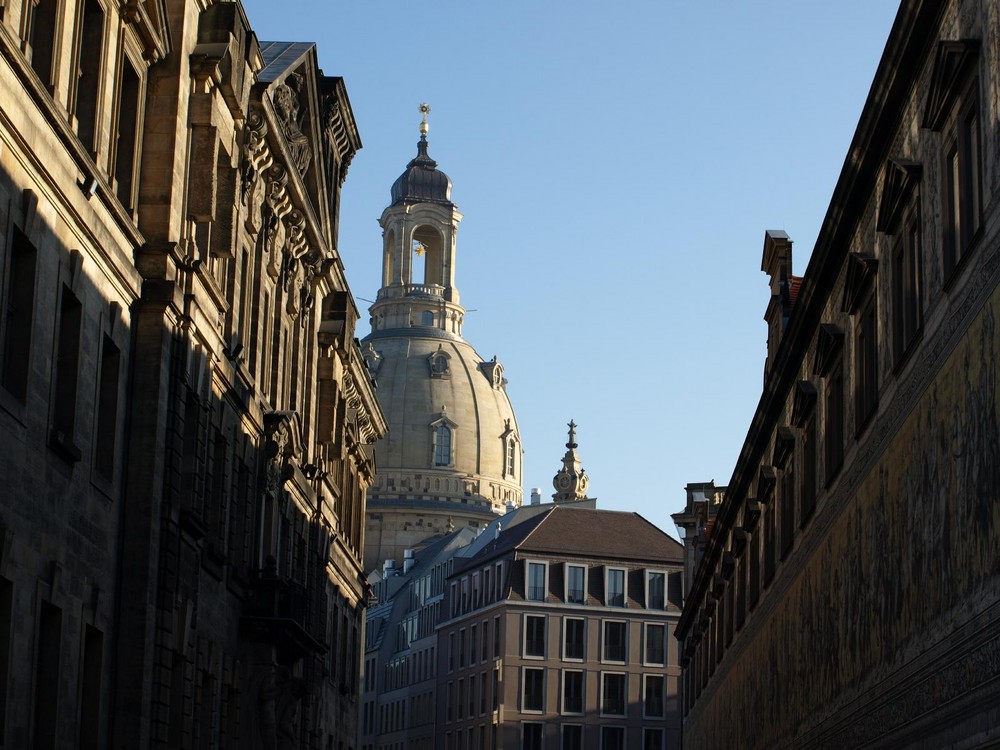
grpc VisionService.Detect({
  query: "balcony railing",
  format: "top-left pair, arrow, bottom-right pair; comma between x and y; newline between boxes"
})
241,561 -> 325,659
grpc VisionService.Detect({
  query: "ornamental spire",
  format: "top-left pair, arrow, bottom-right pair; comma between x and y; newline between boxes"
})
552,419 -> 590,503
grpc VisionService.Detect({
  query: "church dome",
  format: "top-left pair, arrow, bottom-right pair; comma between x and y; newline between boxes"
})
362,332 -> 520,506
362,112 -> 521,571
389,137 -> 453,206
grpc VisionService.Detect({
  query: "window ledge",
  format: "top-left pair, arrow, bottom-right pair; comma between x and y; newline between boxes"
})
48,428 -> 82,464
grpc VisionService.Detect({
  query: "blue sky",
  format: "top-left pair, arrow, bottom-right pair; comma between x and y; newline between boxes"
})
242,1 -> 900,537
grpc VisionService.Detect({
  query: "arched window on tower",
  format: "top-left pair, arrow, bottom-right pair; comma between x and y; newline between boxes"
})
506,438 -> 516,478
421,310 -> 434,327
434,424 -> 452,467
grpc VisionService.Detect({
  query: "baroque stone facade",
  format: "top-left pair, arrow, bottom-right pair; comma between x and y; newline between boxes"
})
677,1 -> 1000,748
0,1 -> 384,748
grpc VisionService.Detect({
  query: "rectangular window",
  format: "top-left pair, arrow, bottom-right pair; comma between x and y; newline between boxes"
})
51,285 -> 83,453
480,670 -> 487,714
522,722 -> 543,750
763,499 -> 775,587
434,425 -> 451,466
644,623 -> 665,665
643,674 -> 665,718
606,568 -> 625,607
524,615 -> 545,658
468,674 -> 476,718
493,615 -> 501,658
943,86 -> 983,276
562,670 -> 584,714
824,357 -> 844,482
801,416 -> 817,524
602,621 -> 626,663
72,0 -> 105,151
602,726 -> 625,750
780,458 -> 795,558
566,565 -> 585,604
33,602 -> 62,750
527,562 -> 546,601
561,724 -> 583,750
855,292 -> 878,430
892,210 -> 922,364
448,632 -> 455,672
27,0 -> 58,85
600,673 -> 625,716
646,571 -> 665,609
748,530 -> 760,611
482,620 -> 489,662
522,668 -> 544,712
2,227 -> 38,401
735,557 -> 746,630
643,728 -> 664,750
563,617 -> 585,660
94,335 -> 121,478
113,57 -> 141,210
78,625 -> 104,749
470,624 -> 478,665
446,681 -> 454,722
459,629 -> 466,668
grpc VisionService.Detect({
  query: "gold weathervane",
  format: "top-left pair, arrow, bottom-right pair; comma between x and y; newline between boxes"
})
419,102 -> 430,137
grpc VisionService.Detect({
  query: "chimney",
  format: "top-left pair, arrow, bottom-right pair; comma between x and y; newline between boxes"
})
761,230 -> 793,379
382,558 -> 396,578
530,488 -> 541,505
403,548 -> 415,574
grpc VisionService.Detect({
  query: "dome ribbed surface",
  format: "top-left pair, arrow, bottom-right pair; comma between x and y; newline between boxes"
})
390,138 -> 453,205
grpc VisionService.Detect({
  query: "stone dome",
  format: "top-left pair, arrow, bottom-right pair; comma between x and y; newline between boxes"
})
389,137 -> 453,206
362,330 -> 521,508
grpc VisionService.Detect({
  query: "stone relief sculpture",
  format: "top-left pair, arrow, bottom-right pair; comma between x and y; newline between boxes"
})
272,72 -> 312,176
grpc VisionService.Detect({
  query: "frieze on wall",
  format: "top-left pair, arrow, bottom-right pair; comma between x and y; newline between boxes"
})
684,280 -> 1000,750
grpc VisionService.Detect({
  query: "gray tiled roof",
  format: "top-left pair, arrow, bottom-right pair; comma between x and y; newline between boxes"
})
258,41 -> 313,83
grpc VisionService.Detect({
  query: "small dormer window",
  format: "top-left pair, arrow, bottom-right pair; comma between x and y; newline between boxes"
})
427,345 -> 451,378
481,356 -> 504,389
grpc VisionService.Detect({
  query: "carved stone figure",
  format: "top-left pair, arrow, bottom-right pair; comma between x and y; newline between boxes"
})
272,73 -> 312,176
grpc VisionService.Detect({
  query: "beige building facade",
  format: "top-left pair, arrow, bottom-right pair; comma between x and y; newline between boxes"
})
0,1 -> 384,748
437,506 -> 685,750
362,120 -> 522,571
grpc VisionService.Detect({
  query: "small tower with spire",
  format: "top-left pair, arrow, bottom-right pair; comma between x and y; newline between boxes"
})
552,420 -> 590,502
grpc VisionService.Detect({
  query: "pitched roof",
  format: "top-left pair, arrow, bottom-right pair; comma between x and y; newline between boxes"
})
258,41 -> 314,83
453,508 -> 554,573
518,506 -> 683,562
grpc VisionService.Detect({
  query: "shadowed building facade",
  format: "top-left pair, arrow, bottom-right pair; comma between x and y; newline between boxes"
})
0,1 -> 384,747
362,114 -> 523,572
677,1 -> 1000,747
